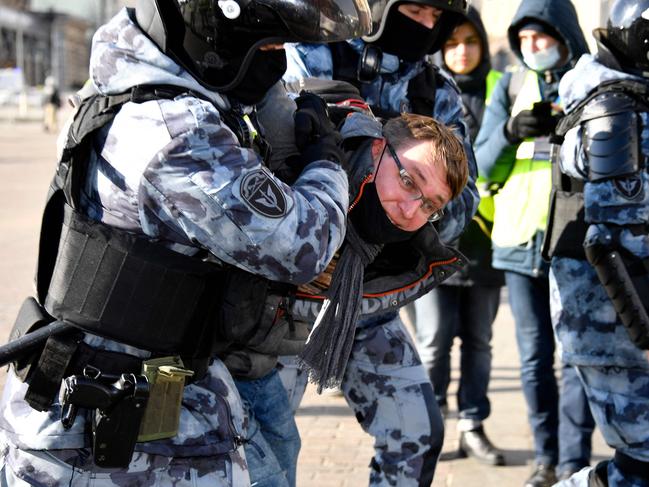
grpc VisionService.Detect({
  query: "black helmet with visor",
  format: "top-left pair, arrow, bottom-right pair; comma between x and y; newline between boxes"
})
136,0 -> 372,91
599,0 -> 649,76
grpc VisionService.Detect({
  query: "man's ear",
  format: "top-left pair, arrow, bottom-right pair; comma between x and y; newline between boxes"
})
371,138 -> 386,165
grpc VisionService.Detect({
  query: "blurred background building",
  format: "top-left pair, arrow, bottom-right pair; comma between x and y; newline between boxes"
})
0,0 -> 129,93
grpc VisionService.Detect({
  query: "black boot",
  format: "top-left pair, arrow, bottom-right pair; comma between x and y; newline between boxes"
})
524,464 -> 557,487
458,426 -> 505,466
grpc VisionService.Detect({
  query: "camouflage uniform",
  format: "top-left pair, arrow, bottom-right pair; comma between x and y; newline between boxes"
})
286,112 -> 465,486
0,8 -> 349,486
551,54 -> 649,486
279,38 -> 478,486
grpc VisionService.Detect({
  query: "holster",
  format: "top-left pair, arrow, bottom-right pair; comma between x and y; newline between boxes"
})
9,297 -> 56,381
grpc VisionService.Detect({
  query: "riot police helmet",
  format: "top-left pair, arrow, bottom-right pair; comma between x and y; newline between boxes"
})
135,0 -> 372,91
604,0 -> 649,75
363,0 -> 468,56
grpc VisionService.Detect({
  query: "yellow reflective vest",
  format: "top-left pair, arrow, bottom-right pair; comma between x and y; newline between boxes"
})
490,70 -> 553,248
474,69 -> 503,237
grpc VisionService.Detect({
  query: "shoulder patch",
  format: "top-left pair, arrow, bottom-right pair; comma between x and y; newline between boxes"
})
614,175 -> 643,200
240,169 -> 288,218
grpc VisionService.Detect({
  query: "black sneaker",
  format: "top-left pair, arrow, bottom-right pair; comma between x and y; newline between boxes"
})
525,464 -> 557,487
458,426 -> 506,466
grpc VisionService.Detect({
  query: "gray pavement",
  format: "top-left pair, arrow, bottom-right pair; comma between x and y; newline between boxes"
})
0,119 -> 613,486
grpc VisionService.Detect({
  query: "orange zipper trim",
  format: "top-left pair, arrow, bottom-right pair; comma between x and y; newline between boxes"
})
348,173 -> 373,213
295,256 -> 459,300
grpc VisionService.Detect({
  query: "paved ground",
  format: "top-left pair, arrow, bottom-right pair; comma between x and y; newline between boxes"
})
0,118 -> 613,486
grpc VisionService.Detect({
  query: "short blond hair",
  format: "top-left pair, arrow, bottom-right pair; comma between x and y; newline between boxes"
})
382,113 -> 468,200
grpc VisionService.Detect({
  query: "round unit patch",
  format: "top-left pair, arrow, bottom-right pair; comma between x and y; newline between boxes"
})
614,175 -> 643,200
241,169 -> 288,218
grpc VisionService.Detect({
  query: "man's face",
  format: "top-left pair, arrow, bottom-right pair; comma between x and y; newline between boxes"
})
443,22 -> 482,75
518,29 -> 559,55
371,139 -> 452,232
397,3 -> 443,29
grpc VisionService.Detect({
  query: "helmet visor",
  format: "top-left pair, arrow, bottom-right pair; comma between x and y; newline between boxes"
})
258,0 -> 373,42
178,0 -> 371,46
609,0 -> 649,29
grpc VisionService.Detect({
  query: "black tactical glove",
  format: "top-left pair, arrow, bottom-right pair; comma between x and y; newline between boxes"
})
407,64 -> 443,116
293,92 -> 345,166
505,105 -> 560,144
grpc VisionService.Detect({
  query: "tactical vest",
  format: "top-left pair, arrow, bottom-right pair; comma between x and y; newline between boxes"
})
542,78 -> 649,260
16,85 -> 290,409
491,70 -> 553,248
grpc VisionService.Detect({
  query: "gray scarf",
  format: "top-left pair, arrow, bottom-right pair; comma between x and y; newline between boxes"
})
298,223 -> 382,392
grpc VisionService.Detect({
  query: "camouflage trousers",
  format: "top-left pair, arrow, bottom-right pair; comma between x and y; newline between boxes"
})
550,258 -> 649,486
279,313 -> 444,486
0,444 -> 249,486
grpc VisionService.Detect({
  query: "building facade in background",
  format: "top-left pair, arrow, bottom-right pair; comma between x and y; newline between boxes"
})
0,0 -> 128,91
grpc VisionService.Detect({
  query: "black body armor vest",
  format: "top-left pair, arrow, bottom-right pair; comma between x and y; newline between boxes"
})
37,85 -> 280,358
543,79 -> 649,261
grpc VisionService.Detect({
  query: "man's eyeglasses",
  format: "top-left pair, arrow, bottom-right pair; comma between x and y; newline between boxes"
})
385,143 -> 445,223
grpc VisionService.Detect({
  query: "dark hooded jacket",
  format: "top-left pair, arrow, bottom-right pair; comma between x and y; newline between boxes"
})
439,6 -> 504,287
442,5 -> 494,143
474,0 -> 589,278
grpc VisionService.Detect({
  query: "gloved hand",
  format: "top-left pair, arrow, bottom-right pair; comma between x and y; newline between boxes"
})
505,108 -> 560,143
407,64 -> 442,116
294,92 -> 345,166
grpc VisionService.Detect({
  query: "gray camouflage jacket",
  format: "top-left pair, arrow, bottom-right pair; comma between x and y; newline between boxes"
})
0,8 -> 348,457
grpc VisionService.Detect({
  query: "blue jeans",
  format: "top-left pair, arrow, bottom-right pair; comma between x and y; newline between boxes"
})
413,284 -> 500,422
505,271 -> 594,472
234,369 -> 301,487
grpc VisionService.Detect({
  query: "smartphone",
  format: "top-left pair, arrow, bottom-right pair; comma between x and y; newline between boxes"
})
532,101 -> 552,118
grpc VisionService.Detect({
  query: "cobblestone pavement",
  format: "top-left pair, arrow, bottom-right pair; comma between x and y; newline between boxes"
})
0,119 -> 612,486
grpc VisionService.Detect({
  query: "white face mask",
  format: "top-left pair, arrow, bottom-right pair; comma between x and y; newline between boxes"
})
522,44 -> 564,71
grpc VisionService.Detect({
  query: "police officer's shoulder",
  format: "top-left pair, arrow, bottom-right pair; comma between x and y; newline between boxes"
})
428,62 -> 461,95
581,89 -> 638,121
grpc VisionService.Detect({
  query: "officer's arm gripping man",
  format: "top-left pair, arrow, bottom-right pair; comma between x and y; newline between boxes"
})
133,97 -> 348,286
563,93 -> 649,347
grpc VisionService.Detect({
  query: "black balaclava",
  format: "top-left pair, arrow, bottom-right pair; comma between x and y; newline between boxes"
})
373,8 -> 440,62
350,181 -> 416,243
221,49 -> 288,105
